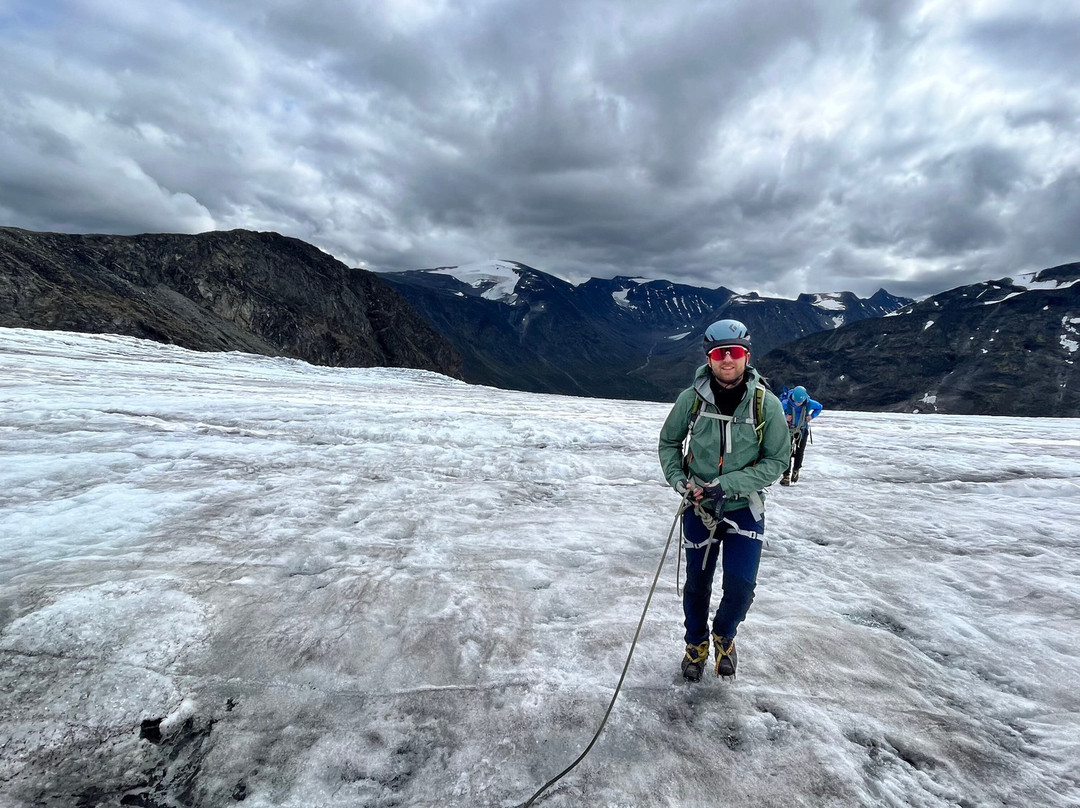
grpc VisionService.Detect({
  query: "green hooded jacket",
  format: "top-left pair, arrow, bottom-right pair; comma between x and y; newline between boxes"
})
658,364 -> 790,513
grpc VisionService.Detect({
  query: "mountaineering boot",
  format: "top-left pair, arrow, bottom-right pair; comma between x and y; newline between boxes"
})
681,641 -> 710,682
780,471 -> 791,486
713,634 -> 737,678
791,469 -> 800,484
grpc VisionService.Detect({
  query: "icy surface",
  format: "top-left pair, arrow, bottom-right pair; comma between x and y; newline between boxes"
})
2,328 -> 1080,807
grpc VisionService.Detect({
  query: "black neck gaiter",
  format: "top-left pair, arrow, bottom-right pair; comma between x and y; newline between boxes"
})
709,373 -> 747,417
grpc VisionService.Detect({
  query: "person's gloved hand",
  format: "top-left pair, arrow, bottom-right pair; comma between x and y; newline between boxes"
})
701,483 -> 727,517
675,479 -> 705,501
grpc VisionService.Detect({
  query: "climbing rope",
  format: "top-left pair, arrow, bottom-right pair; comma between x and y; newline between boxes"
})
519,488 -> 691,807
674,487 -> 724,595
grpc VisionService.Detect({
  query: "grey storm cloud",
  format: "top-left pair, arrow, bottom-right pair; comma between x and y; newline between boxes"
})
3,0 -> 1080,298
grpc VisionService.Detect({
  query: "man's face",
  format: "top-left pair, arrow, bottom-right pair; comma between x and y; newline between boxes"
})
707,346 -> 749,385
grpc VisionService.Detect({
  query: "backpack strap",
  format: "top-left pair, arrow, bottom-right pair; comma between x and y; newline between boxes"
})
682,395 -> 705,474
753,385 -> 765,445
688,395 -> 703,430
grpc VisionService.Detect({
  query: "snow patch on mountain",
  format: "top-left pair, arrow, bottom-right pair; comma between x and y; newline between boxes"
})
983,291 -> 1024,305
612,289 -> 636,310
1062,316 -> 1080,354
810,293 -> 846,311
428,260 -> 521,303
1013,271 -> 1080,291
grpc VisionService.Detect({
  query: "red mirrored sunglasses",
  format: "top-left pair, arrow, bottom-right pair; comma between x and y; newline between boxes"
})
707,345 -> 748,361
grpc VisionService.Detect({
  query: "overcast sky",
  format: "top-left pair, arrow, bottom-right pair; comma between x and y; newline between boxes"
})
3,1 -> 1080,298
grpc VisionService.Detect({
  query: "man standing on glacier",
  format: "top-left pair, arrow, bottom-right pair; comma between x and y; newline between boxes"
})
657,319 -> 789,681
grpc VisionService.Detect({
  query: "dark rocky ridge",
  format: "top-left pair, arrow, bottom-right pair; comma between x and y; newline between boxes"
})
758,264 -> 1080,417
0,227 -> 462,377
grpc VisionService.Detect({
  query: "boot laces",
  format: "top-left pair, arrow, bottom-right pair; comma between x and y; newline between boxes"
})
685,641 -> 709,664
712,634 -> 736,676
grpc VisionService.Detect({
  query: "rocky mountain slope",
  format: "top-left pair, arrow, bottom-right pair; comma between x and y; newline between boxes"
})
0,227 -> 462,377
379,262 -> 907,400
758,264 -> 1080,416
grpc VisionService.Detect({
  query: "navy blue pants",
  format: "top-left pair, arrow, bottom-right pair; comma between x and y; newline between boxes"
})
682,506 -> 763,645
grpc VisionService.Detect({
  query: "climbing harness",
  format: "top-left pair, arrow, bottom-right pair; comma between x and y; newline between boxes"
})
519,489 -> 690,808
674,482 -> 761,595
679,384 -> 769,593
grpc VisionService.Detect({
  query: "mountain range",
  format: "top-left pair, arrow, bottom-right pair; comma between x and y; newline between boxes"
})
2,225 -> 1077,416
378,261 -> 908,401
758,264 -> 1080,417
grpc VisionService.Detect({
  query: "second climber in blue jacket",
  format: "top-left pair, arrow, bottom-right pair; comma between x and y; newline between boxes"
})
781,386 -> 822,485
